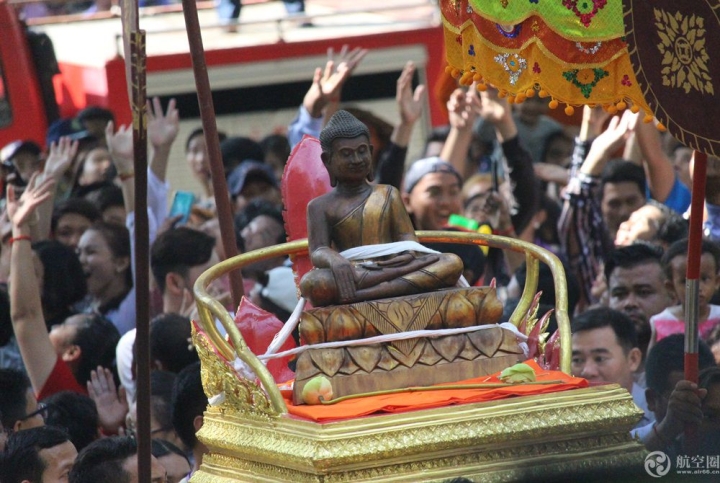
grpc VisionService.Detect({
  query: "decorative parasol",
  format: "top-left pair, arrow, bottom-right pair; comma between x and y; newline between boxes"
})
623,0 -> 719,449
442,0 -> 719,448
441,0 -> 655,117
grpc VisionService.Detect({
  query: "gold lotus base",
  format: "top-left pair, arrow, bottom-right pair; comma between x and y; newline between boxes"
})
190,384 -> 648,482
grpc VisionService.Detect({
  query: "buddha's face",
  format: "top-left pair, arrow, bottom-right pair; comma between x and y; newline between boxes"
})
324,136 -> 373,184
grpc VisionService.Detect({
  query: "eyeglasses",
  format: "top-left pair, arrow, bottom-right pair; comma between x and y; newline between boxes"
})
19,403 -> 51,423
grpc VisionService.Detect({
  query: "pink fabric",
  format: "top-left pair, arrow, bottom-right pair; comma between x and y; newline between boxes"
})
651,305 -> 720,342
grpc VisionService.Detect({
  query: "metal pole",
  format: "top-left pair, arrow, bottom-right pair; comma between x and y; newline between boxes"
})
180,0 -> 244,308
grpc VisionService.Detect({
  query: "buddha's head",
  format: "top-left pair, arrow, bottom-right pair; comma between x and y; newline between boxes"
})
319,110 -> 374,186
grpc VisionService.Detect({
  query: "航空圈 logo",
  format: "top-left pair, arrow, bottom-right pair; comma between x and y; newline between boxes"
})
645,451 -> 672,478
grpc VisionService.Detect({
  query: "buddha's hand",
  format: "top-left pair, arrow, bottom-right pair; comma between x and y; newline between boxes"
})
331,257 -> 357,302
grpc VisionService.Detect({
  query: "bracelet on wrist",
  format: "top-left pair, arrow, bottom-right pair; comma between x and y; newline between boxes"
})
118,171 -> 135,182
9,235 -> 32,245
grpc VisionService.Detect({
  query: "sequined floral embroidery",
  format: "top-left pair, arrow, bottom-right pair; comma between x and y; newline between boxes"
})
621,75 -> 632,87
563,0 -> 608,28
562,68 -> 609,98
496,24 -> 522,38
494,53 -> 527,85
575,41 -> 602,55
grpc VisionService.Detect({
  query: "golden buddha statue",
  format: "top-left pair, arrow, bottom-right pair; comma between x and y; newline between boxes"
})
299,110 -> 464,307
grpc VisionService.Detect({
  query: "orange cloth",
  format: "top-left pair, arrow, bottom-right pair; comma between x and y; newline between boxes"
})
282,360 -> 587,423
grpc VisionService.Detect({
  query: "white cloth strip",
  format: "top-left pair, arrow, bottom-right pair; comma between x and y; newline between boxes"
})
264,297 -> 307,357
339,241 -> 440,260
258,322 -> 528,361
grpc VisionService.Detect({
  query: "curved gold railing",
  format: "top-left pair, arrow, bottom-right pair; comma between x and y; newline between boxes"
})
193,232 -> 571,416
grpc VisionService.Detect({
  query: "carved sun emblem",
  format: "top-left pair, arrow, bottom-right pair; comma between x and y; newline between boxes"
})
654,9 -> 713,95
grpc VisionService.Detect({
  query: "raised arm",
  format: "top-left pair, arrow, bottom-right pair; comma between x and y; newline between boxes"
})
288,46 -> 368,147
105,122 -> 135,216
376,61 -> 426,187
147,97 -> 179,184
8,174 -> 58,394
36,137 -> 78,241
440,85 -> 481,179
634,117 -> 688,212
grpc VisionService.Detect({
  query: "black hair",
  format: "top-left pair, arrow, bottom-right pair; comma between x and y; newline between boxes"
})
515,260 -> 580,319
150,371 -> 178,437
259,134 -> 291,162
81,181 -> 124,214
424,124 -> 451,147
0,368 -> 32,430
604,243 -> 665,284
76,106 -> 115,124
234,199 -> 286,251
50,198 -> 102,235
69,140 -> 113,195
68,313 -> 121,386
600,159 -> 646,198
1,426 -> 72,483
42,391 -> 98,451
185,127 -> 227,152
86,221 -> 133,306
33,240 -> 87,330
540,130 -> 573,166
219,136 -> 265,173
150,314 -> 198,374
151,438 -> 189,464
150,227 -> 215,293
570,306 -> 638,353
656,211 -> 689,247
171,361 -> 206,450
699,365 -> 720,391
69,436 -> 136,483
645,334 -> 715,394
662,238 -> 720,281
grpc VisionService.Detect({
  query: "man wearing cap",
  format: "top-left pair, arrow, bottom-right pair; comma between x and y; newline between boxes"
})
299,110 -> 463,307
227,160 -> 281,212
1,140 -> 42,188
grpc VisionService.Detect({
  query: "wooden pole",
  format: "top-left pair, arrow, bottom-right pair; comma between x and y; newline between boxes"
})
121,1 -> 151,480
180,0 -> 244,308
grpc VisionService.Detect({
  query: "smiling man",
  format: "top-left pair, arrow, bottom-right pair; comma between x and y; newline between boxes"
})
571,307 -> 651,429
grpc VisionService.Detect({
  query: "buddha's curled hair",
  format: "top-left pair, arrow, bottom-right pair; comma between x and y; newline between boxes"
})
319,110 -> 371,153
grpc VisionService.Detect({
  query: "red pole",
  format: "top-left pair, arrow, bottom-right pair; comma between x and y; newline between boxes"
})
684,150 -> 707,451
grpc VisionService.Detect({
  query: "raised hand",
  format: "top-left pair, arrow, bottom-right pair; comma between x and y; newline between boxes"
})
147,97 -> 179,149
582,109 -> 638,176
478,87 -> 511,125
105,121 -> 134,174
396,61 -> 426,126
43,137 -> 78,180
6,173 -> 55,229
87,366 -> 129,434
447,86 -> 481,130
303,45 -> 368,117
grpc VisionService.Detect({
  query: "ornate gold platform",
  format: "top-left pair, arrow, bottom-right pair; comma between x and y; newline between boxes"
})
191,232 -> 648,482
191,384 -> 645,483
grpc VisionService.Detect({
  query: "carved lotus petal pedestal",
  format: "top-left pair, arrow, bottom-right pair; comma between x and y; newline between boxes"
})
191,384 -> 647,482
293,288 -> 524,404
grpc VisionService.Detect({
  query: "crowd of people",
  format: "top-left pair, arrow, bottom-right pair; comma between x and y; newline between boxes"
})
1,42 -> 720,481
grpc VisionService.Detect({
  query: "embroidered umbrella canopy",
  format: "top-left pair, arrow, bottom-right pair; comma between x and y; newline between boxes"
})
622,0 -> 720,413
441,0 -> 655,118
442,0 -> 720,416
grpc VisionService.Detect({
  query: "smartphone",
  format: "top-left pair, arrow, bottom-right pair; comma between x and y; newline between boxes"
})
169,190 -> 196,224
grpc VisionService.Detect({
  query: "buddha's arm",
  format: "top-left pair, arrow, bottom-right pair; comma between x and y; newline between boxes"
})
307,199 -> 357,300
